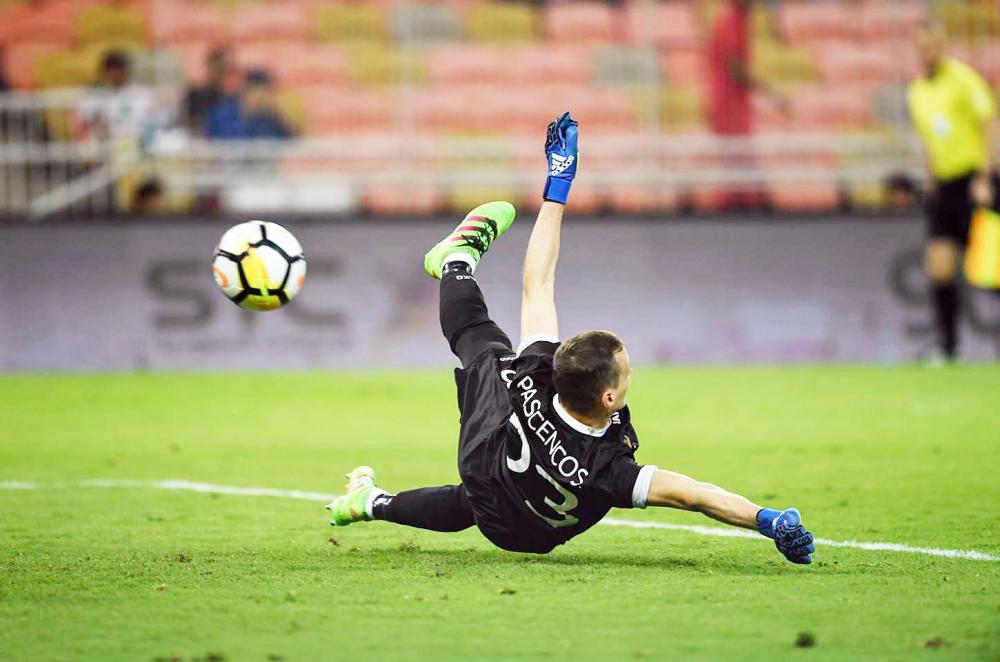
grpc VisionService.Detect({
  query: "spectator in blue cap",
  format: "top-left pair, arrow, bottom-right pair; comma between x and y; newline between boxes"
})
206,69 -> 294,140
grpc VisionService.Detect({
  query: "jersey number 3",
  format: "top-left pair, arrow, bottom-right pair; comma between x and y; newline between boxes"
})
507,416 -> 579,528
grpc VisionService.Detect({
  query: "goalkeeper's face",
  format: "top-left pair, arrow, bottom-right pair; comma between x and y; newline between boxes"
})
605,346 -> 632,413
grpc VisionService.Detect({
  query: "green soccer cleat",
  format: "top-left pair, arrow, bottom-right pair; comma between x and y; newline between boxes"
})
326,466 -> 382,527
423,201 -> 516,279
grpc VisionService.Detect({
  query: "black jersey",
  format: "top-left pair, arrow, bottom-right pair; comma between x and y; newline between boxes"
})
456,338 -> 649,554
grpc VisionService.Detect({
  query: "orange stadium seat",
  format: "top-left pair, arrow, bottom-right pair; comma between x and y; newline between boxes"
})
505,46 -> 591,86
543,2 -> 618,45
974,40 -> 1000,84
171,41 -> 215,83
0,12 -> 75,47
766,180 -> 840,212
231,3 -> 309,44
482,93 -> 546,134
660,49 -> 705,88
881,38 -> 920,81
814,43 -> 899,85
275,46 -> 350,88
541,85 -> 636,133
235,43 -> 348,85
627,1 -> 699,50
789,86 -> 871,129
424,45 -> 508,86
779,2 -> 852,43
298,87 -> 395,134
857,0 -> 926,39
151,3 -> 230,44
364,183 -> 440,216
608,184 -> 679,214
4,42 -> 65,89
411,86 -> 472,132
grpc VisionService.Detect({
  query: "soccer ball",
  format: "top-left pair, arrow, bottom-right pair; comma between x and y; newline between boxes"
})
211,220 -> 306,311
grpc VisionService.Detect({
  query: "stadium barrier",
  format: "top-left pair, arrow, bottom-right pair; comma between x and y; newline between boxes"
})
2,216 -> 998,371
0,88 -> 934,218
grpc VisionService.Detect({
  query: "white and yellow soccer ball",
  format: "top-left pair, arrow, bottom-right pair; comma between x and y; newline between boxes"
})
211,220 -> 306,311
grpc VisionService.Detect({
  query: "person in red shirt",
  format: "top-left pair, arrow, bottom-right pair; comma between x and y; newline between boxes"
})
706,0 -> 787,210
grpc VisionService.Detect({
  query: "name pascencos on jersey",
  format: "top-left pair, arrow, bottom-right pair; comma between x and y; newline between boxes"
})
500,368 -> 589,487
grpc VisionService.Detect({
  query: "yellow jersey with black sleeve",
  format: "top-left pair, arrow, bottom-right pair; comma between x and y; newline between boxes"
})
907,57 -> 997,182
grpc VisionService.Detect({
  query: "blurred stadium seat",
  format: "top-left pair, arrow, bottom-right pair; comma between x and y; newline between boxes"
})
314,4 -> 388,44
231,3 -> 309,44
779,2 -> 853,43
543,2 -> 618,46
77,4 -> 149,46
298,86 -> 394,134
151,2 -> 229,44
627,1 -> 699,50
466,2 -> 539,43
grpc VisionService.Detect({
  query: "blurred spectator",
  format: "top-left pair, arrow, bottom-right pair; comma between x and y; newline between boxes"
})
206,70 -> 294,140
131,177 -> 164,215
75,50 -> 157,141
183,47 -> 233,135
884,173 -> 920,210
707,0 -> 787,211
908,21 -> 998,360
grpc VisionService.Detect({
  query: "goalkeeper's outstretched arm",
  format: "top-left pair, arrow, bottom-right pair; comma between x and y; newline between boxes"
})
647,469 -> 760,529
647,469 -> 817,564
521,201 -> 563,341
520,111 -> 578,343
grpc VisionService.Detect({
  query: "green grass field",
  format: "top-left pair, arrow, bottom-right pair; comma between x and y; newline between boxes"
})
1,366 -> 998,662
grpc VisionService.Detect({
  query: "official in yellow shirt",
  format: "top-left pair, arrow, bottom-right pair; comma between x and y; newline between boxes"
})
907,22 -> 998,360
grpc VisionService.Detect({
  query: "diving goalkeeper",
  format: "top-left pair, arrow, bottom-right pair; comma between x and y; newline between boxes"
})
326,112 -> 816,564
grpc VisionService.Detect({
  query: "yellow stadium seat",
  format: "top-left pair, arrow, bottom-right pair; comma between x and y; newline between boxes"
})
34,51 -> 94,89
934,1 -> 1000,39
314,4 -> 388,44
752,38 -> 820,85
466,3 -> 539,43
276,91 -> 307,135
78,5 -> 149,46
345,43 -> 425,87
633,86 -> 703,129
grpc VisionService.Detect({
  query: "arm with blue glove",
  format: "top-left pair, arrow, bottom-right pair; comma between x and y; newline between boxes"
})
542,111 -> 578,205
647,469 -> 816,564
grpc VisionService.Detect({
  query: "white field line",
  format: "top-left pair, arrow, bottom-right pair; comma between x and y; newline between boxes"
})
2,479 -> 997,563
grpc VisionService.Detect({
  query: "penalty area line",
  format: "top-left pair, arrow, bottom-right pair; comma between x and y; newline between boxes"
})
2,479 -> 997,563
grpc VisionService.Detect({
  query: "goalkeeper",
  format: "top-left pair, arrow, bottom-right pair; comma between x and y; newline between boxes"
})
327,112 -> 815,564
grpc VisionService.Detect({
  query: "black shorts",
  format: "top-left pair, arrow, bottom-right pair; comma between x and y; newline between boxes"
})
452,348 -> 557,553
454,347 -> 513,478
927,171 -> 1000,244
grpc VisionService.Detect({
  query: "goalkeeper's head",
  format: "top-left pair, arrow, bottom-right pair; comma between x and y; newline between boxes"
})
553,331 -> 631,421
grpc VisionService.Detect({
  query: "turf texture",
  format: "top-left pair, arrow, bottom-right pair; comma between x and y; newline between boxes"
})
0,366 -> 997,661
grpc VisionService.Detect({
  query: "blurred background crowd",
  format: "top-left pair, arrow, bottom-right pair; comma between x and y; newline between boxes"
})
0,0 -> 997,218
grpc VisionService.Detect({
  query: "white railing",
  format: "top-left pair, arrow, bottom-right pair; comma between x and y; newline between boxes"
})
0,88 -> 934,218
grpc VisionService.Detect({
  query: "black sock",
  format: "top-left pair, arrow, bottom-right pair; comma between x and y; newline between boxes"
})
371,493 -> 394,520
931,282 -> 959,358
373,485 -> 474,533
442,259 -> 472,277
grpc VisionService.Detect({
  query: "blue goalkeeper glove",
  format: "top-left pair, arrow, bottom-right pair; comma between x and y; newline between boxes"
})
756,507 -> 815,564
543,111 -> 578,205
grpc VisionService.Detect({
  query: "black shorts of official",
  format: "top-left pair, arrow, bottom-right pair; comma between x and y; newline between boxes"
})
452,347 -> 559,554
926,170 -> 1000,245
